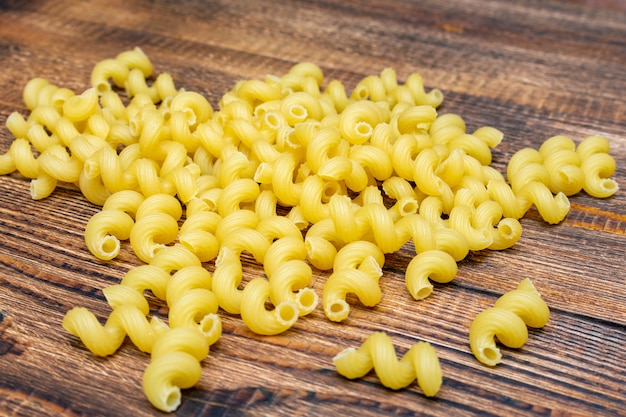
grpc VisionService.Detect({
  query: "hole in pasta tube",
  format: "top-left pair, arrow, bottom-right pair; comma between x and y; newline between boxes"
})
183,108 -> 197,126
325,300 -> 349,322
353,85 -> 369,100
199,313 -> 221,345
129,117 -> 142,137
264,112 -> 281,130
354,121 -> 373,139
276,302 -> 298,326
322,181 -> 343,202
601,178 -> 618,193
414,285 -> 433,300
289,104 -> 308,122
481,346 -> 501,365
95,82 -> 110,95
83,159 -> 101,180
100,235 -> 120,259
399,199 -> 418,216
165,388 -> 181,412
296,288 -> 319,312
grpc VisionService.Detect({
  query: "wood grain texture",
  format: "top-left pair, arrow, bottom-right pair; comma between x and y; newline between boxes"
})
1,0 -> 625,416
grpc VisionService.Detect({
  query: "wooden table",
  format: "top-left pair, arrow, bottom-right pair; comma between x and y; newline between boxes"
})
1,0 -> 625,416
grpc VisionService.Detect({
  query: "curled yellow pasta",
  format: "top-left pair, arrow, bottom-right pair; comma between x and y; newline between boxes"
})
405,250 -> 458,300
143,328 -> 208,413
323,241 -> 384,322
333,332 -> 442,397
469,278 -> 550,366
62,304 -> 167,356
84,209 -> 135,260
580,153 -> 618,198
240,278 -> 299,335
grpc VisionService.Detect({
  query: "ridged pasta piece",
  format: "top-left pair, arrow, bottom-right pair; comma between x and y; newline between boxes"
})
405,250 -> 458,300
339,100 -> 389,145
62,304 -> 168,356
84,209 -> 135,260
143,327 -> 209,413
580,153 -> 618,198
333,332 -> 442,397
166,267 -> 222,346
323,241 -> 385,322
240,278 -> 299,335
516,182 -> 570,224
469,278 -> 550,366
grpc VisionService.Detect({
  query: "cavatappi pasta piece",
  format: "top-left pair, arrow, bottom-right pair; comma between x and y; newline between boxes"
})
333,332 -> 442,397
323,241 -> 385,322
130,213 -> 180,263
62,304 -> 168,356
405,250 -> 458,300
84,209 -> 135,260
516,181 -> 570,224
143,327 -> 209,413
240,277 -> 299,335
448,204 -> 494,251
469,278 -> 550,366
580,152 -> 618,198
472,200 -> 523,250
263,236 -> 318,316
166,268 -> 222,346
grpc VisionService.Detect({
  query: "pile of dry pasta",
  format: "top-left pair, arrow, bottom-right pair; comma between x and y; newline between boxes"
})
0,47 -> 618,412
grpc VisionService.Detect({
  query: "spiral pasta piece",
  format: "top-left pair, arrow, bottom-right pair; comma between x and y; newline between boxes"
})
263,236 -> 318,316
62,304 -> 167,356
323,241 -> 385,322
143,328 -> 209,413
405,250 -> 458,300
240,278 -> 299,335
333,332 -> 442,397
469,278 -> 550,366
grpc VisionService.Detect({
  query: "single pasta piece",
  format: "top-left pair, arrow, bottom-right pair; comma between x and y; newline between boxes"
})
405,250 -> 458,300
263,236 -> 318,316
333,332 -> 442,397
323,241 -> 385,322
240,278 -> 299,335
62,304 -> 168,356
84,209 -> 135,260
469,278 -> 550,366
143,327 -> 209,413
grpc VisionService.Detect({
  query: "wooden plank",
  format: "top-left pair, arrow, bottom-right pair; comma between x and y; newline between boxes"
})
0,0 -> 625,416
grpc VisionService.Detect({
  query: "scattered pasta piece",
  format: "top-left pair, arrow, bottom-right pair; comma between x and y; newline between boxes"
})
333,332 -> 442,397
469,278 -> 550,366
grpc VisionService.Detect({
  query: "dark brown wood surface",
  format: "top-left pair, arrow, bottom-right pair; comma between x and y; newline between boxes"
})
1,0 -> 625,416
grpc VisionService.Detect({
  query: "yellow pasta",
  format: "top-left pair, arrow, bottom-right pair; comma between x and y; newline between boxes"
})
333,332 -> 442,397
405,250 -> 458,300
339,100 -> 389,145
84,209 -> 135,260
143,327 -> 209,413
166,270 -> 222,346
580,153 -> 618,198
3,49 -> 620,413
240,277 -> 299,335
469,278 -> 550,366
323,241 -> 384,322
62,303 -> 168,356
